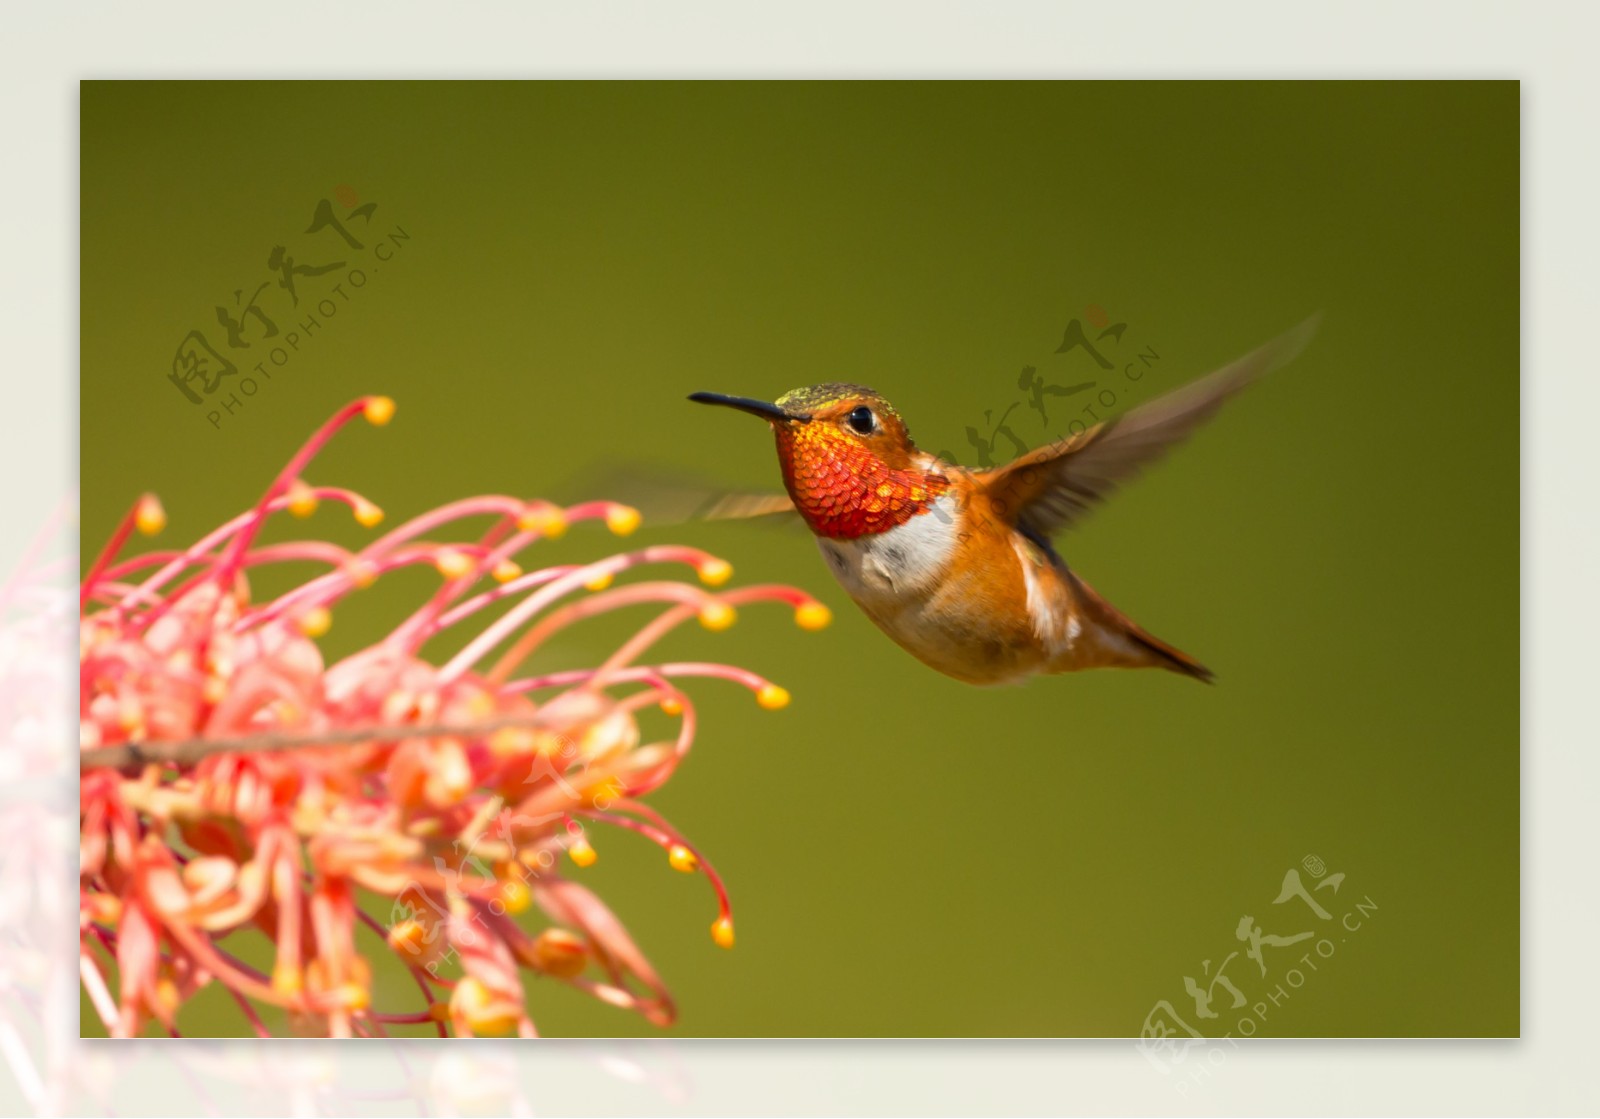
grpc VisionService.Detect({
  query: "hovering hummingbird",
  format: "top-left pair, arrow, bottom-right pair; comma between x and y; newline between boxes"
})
686,319 -> 1316,686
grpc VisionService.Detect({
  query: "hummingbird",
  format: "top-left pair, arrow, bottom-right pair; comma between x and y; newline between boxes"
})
688,318 -> 1316,686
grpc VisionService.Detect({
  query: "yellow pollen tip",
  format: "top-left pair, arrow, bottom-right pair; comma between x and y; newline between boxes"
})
697,558 -> 733,586
794,601 -> 833,631
435,550 -> 476,580
587,779 -> 622,806
272,962 -> 304,996
362,396 -> 396,426
345,559 -> 378,589
711,917 -> 735,949
668,844 -> 699,873
153,975 -> 181,1019
451,977 -> 518,1036
497,878 -> 532,915
756,684 -> 791,711
584,570 -> 614,592
117,702 -> 143,733
532,928 -> 589,978
353,499 -> 384,528
518,505 -> 568,538
492,559 -> 522,583
135,495 -> 166,536
606,505 -> 642,536
87,893 -> 122,926
386,919 -> 428,958
698,602 -> 737,631
297,606 -> 332,639
568,839 -> 598,868
659,696 -> 684,716
335,982 -> 371,1012
488,726 -> 536,759
286,481 -> 319,518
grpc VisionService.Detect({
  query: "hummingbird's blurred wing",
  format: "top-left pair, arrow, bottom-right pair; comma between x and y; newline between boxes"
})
554,464 -> 799,528
976,315 -> 1319,539
694,490 -> 800,522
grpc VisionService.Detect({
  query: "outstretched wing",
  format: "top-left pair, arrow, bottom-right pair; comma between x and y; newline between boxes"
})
554,463 -> 798,528
978,316 -> 1319,539
692,490 -> 798,522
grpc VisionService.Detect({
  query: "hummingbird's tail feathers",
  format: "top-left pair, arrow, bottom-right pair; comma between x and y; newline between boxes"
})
1059,568 -> 1216,683
1120,622 -> 1216,683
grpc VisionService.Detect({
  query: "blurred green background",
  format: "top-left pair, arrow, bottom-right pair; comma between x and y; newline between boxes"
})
80,81 -> 1518,1037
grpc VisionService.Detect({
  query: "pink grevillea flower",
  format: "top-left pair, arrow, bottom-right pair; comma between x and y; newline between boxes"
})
79,396 -> 831,1038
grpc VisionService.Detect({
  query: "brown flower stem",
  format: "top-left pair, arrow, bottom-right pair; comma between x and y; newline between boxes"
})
78,713 -> 561,773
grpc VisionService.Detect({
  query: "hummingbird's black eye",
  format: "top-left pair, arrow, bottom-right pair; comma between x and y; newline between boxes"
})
846,406 -> 877,435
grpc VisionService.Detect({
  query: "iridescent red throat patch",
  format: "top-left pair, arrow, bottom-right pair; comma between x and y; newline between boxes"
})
773,425 -> 949,539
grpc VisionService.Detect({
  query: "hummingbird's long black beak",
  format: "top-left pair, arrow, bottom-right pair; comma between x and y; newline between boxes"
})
688,392 -> 811,424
